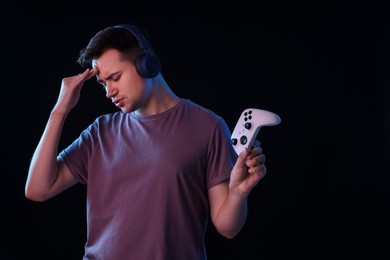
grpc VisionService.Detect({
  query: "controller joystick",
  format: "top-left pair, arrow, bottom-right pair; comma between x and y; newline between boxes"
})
231,108 -> 281,155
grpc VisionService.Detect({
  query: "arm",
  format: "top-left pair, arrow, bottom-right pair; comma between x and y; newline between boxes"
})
208,141 -> 266,238
25,68 -> 97,202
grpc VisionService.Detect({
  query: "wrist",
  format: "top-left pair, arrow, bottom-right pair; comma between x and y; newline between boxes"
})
50,108 -> 69,119
228,185 -> 249,201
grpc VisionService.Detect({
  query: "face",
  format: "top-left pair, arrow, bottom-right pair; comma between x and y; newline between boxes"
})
92,48 -> 150,113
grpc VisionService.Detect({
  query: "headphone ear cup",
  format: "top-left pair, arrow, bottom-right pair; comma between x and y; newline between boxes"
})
136,52 -> 161,78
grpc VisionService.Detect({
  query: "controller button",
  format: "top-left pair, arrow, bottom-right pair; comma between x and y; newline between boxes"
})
240,135 -> 247,145
231,138 -> 238,146
245,122 -> 251,129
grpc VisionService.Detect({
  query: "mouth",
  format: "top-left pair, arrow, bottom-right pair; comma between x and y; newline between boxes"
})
113,98 -> 125,107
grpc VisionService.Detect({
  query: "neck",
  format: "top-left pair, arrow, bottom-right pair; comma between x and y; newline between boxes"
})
135,74 -> 181,116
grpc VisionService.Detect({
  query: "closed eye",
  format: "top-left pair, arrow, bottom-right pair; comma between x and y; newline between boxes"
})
96,71 -> 121,90
112,75 -> 120,82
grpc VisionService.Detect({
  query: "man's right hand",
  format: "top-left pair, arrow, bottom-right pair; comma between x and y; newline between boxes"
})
53,68 -> 98,115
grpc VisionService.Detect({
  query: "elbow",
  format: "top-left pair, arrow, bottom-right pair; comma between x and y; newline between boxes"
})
211,215 -> 245,239
25,188 -> 49,202
214,226 -> 241,239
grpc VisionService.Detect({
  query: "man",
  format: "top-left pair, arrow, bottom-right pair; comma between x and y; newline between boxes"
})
25,23 -> 267,259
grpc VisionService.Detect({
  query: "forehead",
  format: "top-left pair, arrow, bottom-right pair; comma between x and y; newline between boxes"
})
92,48 -> 123,70
92,49 -> 133,81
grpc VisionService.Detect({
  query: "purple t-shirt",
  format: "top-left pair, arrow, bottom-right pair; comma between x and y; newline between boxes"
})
59,99 -> 237,260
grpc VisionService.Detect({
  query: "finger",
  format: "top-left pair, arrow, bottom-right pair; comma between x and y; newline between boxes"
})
81,68 -> 91,79
77,68 -> 96,82
68,70 -> 90,91
255,164 -> 267,177
253,139 -> 261,147
237,148 -> 250,165
246,153 -> 266,168
252,156 -> 267,172
247,161 -> 266,178
247,145 -> 263,160
257,153 -> 266,165
86,67 -> 98,79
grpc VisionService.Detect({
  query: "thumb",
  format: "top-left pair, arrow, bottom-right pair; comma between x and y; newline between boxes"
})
237,148 -> 250,166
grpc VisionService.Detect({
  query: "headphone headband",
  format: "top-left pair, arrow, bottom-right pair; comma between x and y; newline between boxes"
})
113,24 -> 161,78
113,24 -> 151,51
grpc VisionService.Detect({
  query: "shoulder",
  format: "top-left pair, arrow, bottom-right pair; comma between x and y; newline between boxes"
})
182,99 -> 223,122
180,99 -> 231,135
93,111 -> 126,124
86,112 -> 128,133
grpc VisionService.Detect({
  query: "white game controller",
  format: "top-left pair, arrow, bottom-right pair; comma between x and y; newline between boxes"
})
231,108 -> 281,155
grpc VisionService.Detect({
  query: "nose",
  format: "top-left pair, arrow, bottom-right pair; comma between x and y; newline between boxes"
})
105,84 -> 118,99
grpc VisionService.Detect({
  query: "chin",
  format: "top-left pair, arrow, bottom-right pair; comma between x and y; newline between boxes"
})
122,106 -> 135,113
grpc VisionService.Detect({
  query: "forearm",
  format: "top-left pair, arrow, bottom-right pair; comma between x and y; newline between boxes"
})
213,142 -> 267,238
213,190 -> 249,239
25,110 -> 68,201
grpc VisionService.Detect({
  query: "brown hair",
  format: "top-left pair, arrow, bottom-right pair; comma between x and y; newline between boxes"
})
77,25 -> 146,68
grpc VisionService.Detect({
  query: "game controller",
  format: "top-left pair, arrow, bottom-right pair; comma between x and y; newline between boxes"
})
231,108 -> 281,155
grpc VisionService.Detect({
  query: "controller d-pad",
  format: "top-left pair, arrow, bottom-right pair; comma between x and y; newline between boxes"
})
240,135 -> 247,145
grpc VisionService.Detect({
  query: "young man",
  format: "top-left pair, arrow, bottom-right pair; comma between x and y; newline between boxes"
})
25,23 -> 267,259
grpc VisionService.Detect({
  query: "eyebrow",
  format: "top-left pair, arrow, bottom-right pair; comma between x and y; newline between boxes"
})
96,71 -> 121,84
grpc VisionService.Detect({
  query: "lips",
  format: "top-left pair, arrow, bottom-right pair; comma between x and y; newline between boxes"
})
113,98 -> 125,107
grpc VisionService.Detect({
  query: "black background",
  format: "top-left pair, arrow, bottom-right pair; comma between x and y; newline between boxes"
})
2,1 -> 389,259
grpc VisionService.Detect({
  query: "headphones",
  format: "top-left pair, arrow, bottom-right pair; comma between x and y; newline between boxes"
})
113,24 -> 161,78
